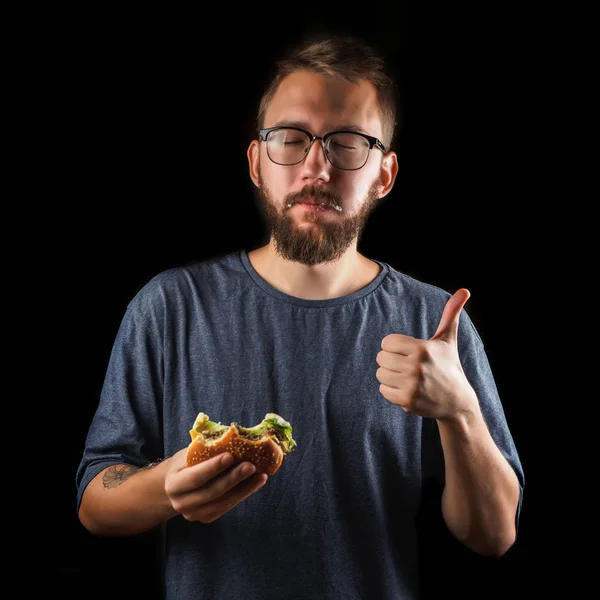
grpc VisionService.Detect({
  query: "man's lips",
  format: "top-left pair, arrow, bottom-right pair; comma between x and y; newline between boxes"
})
298,195 -> 321,205
296,203 -> 334,212
288,197 -> 343,212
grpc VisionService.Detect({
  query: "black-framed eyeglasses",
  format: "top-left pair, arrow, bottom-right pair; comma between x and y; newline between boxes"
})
258,126 -> 386,171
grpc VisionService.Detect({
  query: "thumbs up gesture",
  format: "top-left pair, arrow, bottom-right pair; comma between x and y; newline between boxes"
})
376,289 -> 478,421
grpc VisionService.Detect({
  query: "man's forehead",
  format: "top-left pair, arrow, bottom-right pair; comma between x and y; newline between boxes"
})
265,71 -> 383,136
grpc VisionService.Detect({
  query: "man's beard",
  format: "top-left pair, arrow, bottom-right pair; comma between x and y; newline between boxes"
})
255,171 -> 383,266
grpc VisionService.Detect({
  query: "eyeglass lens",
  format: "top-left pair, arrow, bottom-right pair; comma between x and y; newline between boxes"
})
266,128 -> 370,170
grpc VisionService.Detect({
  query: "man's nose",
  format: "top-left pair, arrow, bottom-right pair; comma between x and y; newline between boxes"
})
300,139 -> 331,182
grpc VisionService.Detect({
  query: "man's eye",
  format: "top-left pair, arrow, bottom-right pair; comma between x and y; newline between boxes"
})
332,142 -> 357,151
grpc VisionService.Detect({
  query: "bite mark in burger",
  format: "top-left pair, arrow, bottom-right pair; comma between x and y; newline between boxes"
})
186,412 -> 297,476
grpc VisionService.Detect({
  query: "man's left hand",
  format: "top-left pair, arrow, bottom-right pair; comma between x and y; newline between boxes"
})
376,288 -> 478,421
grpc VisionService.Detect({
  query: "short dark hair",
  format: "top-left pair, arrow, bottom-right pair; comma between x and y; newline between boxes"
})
256,33 -> 401,150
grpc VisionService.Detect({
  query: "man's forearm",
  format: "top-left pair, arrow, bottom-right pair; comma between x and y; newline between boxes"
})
437,401 -> 521,557
78,460 -> 177,536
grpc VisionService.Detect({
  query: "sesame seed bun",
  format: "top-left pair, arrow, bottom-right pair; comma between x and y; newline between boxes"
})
186,424 -> 286,475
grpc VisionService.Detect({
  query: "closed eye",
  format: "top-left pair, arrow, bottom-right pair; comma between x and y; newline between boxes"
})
331,141 -> 358,151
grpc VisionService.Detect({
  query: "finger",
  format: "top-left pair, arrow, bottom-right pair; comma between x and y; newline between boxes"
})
430,288 -> 470,343
197,460 -> 262,505
200,473 -> 268,523
175,452 -> 237,493
381,333 -> 417,355
379,383 -> 410,408
376,366 -> 408,389
376,350 -> 411,371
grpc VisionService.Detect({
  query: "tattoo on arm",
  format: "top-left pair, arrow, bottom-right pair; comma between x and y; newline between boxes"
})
103,465 -> 140,489
102,459 -> 164,489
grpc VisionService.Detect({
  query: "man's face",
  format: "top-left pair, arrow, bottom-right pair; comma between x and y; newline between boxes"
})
249,71 -> 396,266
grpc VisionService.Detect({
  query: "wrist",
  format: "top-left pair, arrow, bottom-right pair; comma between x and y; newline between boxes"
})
437,390 -> 482,434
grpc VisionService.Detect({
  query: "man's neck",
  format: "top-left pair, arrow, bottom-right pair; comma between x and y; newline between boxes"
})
247,241 -> 381,301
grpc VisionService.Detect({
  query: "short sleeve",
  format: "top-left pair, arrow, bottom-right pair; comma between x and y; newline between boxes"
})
74,284 -> 166,513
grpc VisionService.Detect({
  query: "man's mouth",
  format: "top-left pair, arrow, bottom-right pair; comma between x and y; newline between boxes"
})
287,198 -> 343,212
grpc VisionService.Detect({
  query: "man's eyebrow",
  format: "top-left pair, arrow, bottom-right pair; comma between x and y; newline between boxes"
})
273,120 -> 372,135
329,124 -> 371,135
272,120 -> 310,129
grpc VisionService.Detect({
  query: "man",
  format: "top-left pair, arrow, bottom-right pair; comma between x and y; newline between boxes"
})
76,32 -> 524,600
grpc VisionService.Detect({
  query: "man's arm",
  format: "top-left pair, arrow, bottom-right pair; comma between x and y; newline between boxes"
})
78,459 -> 177,537
437,399 -> 521,557
377,290 -> 522,557
78,448 -> 268,537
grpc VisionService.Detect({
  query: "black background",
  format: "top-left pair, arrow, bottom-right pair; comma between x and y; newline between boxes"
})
47,4 -> 549,598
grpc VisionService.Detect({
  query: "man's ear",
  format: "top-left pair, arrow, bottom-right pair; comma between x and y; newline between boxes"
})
377,151 -> 399,199
247,140 -> 260,188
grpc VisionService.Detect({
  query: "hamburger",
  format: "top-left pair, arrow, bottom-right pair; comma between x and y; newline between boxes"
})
186,412 -> 297,475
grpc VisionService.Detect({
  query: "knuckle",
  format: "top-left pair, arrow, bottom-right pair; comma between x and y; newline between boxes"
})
419,344 -> 432,362
236,463 -> 255,479
413,362 -> 424,378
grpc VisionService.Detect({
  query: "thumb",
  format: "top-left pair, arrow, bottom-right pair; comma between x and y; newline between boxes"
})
430,288 -> 471,343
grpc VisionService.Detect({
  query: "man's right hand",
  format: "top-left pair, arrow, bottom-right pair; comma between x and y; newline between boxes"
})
164,448 -> 268,523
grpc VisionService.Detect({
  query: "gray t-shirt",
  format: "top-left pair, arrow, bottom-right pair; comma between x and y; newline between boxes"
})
75,249 -> 524,600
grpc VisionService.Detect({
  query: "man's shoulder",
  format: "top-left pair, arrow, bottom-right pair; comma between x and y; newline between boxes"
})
377,260 -> 481,344
379,260 -> 453,305
130,250 -> 246,309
